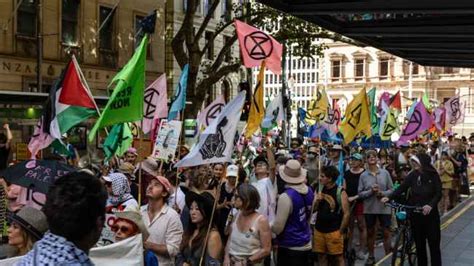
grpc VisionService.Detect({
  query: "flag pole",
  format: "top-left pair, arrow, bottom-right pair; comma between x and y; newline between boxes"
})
138,121 -> 144,205
199,182 -> 221,266
174,109 -> 186,208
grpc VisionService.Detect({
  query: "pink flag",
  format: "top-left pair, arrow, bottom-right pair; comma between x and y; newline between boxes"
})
378,92 -> 392,112
398,102 -> 433,143
444,96 -> 465,130
433,107 -> 446,132
234,20 -> 283,75
142,74 -> 168,134
197,95 -> 226,129
28,117 -> 54,158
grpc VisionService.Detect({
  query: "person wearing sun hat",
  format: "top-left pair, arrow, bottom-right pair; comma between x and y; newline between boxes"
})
176,191 -> 222,266
6,206 -> 48,257
272,159 -> 314,265
140,175 -> 183,266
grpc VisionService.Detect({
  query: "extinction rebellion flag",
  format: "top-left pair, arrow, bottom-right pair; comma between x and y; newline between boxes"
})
88,34 -> 148,142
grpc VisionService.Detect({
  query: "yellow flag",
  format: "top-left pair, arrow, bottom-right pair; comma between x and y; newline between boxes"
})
339,88 -> 372,144
306,87 -> 329,125
380,109 -> 399,141
245,61 -> 265,138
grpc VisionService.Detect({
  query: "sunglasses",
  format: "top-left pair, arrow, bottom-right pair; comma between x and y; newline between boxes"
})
111,225 -> 132,234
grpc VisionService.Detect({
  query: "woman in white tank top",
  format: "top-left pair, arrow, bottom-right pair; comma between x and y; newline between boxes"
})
224,184 -> 271,266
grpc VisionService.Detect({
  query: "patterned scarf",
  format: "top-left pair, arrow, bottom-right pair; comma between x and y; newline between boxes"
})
16,232 -> 93,265
108,173 -> 134,206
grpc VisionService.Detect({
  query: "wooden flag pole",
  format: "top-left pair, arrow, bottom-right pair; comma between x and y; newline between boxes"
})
138,121 -> 144,205
199,182 -> 221,266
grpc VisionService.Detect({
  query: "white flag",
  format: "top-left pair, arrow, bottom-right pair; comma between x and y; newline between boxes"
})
261,94 -> 284,128
142,74 -> 168,134
197,94 -> 226,129
378,100 -> 390,136
175,91 -> 246,168
444,96 -> 465,129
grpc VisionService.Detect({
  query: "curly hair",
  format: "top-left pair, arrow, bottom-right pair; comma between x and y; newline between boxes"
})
43,171 -> 107,242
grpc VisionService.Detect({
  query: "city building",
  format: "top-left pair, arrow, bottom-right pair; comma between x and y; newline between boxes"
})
320,40 -> 474,135
0,0 -> 165,158
260,40 -> 474,137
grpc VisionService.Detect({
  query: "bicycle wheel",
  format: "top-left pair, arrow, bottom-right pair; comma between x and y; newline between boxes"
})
406,234 -> 417,266
391,227 -> 407,266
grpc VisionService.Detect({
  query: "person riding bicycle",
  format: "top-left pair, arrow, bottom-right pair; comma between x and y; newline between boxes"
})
382,153 -> 442,266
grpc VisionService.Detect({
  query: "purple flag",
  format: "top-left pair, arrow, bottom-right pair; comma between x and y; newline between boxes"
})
378,92 -> 392,112
398,102 -> 433,143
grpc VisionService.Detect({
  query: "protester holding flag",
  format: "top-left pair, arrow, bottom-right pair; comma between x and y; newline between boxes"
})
313,165 -> 350,266
177,191 -> 223,266
272,160 -> 315,266
358,150 -> 393,265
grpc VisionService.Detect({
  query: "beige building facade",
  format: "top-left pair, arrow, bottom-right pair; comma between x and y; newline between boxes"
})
321,41 -> 474,135
0,0 -> 165,158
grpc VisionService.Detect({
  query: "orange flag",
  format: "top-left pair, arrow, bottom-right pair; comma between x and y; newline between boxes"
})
234,19 -> 283,75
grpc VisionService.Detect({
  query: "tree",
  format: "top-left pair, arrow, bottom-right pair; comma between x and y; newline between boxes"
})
172,0 -> 354,117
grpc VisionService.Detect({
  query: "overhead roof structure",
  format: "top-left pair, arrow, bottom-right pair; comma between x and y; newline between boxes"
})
257,0 -> 474,67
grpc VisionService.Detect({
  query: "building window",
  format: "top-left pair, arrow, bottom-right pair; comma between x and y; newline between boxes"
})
412,63 -> 419,75
184,0 -> 201,13
354,59 -> 364,81
62,0 -> 80,45
205,31 -> 214,59
134,15 -> 152,59
379,58 -> 389,79
99,6 -> 116,67
222,0 -> 232,21
17,0 -> 37,37
443,67 -> 454,74
331,60 -> 341,81
204,0 -> 214,17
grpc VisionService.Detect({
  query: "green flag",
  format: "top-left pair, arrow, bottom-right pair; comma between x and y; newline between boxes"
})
103,123 -> 133,160
367,87 -> 379,134
422,92 -> 432,112
88,34 -> 148,142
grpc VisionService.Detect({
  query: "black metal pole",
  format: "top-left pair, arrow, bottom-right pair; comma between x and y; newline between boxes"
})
36,0 -> 43,92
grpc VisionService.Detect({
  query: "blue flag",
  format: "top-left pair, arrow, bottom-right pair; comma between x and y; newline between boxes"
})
336,152 -> 344,186
168,64 -> 189,120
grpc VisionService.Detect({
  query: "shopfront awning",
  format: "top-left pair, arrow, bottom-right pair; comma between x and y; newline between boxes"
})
257,0 -> 474,67
0,90 -> 109,106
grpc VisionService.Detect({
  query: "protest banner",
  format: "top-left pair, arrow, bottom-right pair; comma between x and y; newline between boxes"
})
152,120 -> 182,162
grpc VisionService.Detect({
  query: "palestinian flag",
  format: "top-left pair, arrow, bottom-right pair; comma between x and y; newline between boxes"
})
47,55 -> 97,139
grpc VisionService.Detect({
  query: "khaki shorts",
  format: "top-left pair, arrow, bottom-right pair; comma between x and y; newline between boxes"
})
313,229 -> 344,255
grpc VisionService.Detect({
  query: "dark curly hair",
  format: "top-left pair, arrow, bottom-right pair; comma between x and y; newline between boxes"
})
43,171 -> 107,242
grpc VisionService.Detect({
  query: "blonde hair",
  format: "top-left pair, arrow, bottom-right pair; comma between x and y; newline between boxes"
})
14,226 -> 38,256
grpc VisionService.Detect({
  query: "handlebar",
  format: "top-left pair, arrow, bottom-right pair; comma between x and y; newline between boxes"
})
385,201 -> 423,213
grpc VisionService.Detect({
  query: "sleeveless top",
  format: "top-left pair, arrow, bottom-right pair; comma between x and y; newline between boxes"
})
315,185 -> 343,233
176,229 -> 221,266
277,187 -> 314,248
228,213 -> 262,258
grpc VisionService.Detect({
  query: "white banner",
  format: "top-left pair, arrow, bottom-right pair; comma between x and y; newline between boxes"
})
175,91 -> 246,168
152,120 -> 182,162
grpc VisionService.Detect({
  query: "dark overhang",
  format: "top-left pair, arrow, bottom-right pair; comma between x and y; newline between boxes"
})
257,0 -> 474,67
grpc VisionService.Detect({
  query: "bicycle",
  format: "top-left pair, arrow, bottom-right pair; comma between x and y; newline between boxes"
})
385,201 -> 422,266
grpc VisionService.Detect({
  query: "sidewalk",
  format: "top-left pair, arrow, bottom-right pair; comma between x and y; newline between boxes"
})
374,194 -> 474,266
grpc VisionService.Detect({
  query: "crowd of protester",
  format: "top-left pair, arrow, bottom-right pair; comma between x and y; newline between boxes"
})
0,122 -> 473,265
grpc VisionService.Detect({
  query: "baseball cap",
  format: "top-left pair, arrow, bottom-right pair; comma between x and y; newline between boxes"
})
226,164 -> 239,178
350,153 -> 363,161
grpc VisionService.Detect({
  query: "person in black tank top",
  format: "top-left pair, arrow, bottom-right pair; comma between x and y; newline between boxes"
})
313,166 -> 350,266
